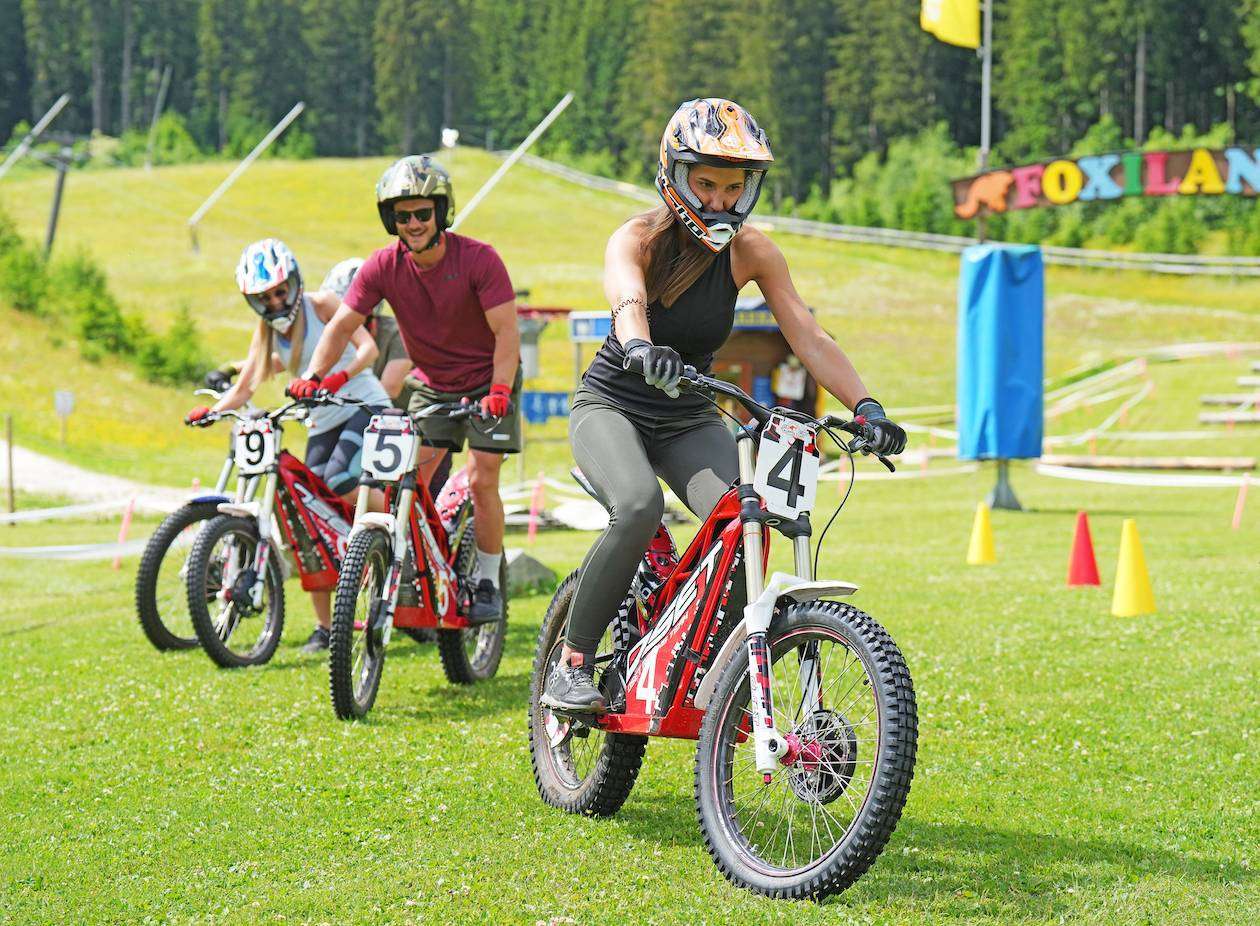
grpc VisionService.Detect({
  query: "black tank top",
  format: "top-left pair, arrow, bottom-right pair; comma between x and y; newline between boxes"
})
581,246 -> 739,417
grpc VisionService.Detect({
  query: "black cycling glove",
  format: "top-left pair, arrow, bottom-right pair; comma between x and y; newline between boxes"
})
854,398 -> 907,456
623,338 -> 683,398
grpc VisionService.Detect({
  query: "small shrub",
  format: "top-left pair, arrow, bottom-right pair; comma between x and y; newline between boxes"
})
135,306 -> 208,385
0,242 -> 49,313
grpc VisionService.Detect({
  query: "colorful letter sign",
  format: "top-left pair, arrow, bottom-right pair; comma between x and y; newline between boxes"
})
951,147 -> 1260,217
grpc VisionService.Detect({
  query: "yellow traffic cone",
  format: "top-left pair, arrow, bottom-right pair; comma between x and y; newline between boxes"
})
967,502 -> 996,565
1111,519 -> 1156,617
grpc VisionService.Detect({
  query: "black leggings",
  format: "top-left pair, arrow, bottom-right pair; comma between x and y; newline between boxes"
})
305,406 -> 382,497
565,392 -> 739,654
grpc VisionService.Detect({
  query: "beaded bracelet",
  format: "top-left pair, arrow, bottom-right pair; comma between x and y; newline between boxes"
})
611,296 -> 648,320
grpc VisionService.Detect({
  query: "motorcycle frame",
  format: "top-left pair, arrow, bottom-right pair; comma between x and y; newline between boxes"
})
597,428 -> 854,770
350,434 -> 474,638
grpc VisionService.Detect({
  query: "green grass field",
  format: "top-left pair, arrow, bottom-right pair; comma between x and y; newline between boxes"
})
1,468 -> 1255,925
1,151 -> 1258,923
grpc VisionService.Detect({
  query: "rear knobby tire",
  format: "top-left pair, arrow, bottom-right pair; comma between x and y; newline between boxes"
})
136,501 -> 220,651
695,600 -> 917,900
528,570 -> 647,818
186,514 -> 286,669
329,529 -> 390,720
437,517 -> 507,684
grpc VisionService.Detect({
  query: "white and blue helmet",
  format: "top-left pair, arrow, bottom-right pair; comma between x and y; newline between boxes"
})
235,238 -> 303,333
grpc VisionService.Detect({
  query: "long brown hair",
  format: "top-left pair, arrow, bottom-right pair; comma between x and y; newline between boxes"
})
641,206 -> 719,308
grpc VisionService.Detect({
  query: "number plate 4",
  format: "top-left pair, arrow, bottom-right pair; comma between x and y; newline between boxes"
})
362,414 -> 417,482
753,414 -> 820,520
233,419 -> 278,475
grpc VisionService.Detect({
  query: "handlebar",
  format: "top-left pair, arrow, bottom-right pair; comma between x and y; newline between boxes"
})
676,365 -> 896,472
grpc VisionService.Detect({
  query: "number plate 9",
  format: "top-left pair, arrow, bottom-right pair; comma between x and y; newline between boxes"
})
753,414 -> 820,520
362,414 -> 417,482
233,419 -> 278,475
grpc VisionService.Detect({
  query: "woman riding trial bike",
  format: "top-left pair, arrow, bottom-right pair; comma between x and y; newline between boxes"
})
185,239 -> 391,653
541,98 -> 908,712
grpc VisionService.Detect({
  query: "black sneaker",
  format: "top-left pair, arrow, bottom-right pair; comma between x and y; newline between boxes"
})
467,579 -> 504,625
300,626 -> 329,654
541,659 -> 608,713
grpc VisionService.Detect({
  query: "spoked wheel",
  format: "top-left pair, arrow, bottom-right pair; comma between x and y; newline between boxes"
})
528,570 -> 646,817
136,501 -> 220,650
695,600 -> 917,899
186,515 -> 285,669
437,516 -> 507,684
329,530 -> 391,720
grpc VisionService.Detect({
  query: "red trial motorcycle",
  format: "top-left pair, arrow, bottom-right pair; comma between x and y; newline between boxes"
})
184,398 -> 355,668
529,369 -> 918,900
327,399 -> 507,719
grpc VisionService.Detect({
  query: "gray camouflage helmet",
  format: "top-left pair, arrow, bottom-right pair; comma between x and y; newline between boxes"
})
376,155 -> 455,235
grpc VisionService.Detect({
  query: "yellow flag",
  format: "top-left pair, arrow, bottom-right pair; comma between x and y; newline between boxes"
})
921,0 -> 980,49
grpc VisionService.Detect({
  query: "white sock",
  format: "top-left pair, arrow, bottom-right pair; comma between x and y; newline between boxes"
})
476,548 -> 502,588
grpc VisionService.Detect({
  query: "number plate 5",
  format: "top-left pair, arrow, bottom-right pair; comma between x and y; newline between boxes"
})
233,419 -> 278,475
753,414 -> 820,520
362,414 -> 417,482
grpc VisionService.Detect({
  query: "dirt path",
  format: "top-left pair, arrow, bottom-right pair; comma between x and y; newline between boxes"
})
0,440 -> 188,514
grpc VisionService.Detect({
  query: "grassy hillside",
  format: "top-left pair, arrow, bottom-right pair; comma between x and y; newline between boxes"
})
2,148 -> 1260,483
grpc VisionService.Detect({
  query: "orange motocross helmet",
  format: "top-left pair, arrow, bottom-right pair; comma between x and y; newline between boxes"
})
656,98 -> 774,252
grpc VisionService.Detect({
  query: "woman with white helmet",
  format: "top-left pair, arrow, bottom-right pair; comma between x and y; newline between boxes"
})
542,99 -> 908,711
186,239 -> 391,653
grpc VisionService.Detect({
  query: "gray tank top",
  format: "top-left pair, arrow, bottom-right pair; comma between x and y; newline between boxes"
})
277,296 -> 390,433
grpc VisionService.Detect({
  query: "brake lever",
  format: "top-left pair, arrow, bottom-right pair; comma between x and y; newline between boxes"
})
846,436 -> 897,473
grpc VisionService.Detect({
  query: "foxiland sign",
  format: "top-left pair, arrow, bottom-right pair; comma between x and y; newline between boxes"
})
951,148 -> 1260,218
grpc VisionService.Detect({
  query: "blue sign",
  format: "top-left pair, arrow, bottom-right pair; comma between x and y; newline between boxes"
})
522,391 -> 571,424
568,311 -> 611,343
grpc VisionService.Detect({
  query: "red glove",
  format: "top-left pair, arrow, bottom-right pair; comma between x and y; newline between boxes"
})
185,406 -> 212,426
321,370 -> 350,394
480,383 -> 511,418
285,376 -> 322,400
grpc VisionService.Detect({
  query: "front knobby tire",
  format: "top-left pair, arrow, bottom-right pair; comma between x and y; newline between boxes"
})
186,514 -> 285,669
437,518 -> 507,684
136,501 -> 220,651
329,530 -> 391,720
528,570 -> 646,818
695,600 -> 917,900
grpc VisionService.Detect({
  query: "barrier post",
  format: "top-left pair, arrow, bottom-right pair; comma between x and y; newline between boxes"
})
112,494 -> 137,569
1231,473 -> 1250,530
5,414 -> 14,520
527,471 -> 546,545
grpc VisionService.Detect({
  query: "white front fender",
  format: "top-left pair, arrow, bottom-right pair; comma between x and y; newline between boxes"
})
217,501 -> 261,519
348,512 -> 395,539
693,571 -> 858,711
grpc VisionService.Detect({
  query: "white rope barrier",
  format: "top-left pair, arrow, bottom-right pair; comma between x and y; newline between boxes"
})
1035,462 -> 1248,488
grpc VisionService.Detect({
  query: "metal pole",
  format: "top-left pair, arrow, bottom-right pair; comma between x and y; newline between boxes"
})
450,92 -> 574,232
186,101 -> 306,249
0,93 -> 71,181
144,65 -> 173,170
977,0 -> 993,243
5,414 -> 14,519
44,152 -> 70,258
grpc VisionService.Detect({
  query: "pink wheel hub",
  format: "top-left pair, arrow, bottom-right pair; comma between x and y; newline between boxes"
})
779,732 -> 824,771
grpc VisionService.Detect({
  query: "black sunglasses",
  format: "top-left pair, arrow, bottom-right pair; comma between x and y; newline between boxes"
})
393,206 -> 434,225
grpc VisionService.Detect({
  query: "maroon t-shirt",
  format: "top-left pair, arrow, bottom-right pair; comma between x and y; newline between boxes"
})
344,234 -> 515,393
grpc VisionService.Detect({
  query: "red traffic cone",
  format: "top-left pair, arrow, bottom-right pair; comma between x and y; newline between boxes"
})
1067,511 -> 1100,586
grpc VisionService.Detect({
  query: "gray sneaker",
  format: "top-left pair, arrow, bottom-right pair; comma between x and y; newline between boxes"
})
467,579 -> 504,625
541,659 -> 607,713
300,626 -> 329,654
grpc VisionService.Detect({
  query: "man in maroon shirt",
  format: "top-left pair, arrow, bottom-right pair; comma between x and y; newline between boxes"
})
291,156 -> 520,623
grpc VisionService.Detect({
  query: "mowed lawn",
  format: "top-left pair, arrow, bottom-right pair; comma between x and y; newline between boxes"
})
1,465 -> 1255,925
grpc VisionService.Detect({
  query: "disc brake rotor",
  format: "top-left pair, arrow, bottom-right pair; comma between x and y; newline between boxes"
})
786,708 -> 859,804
